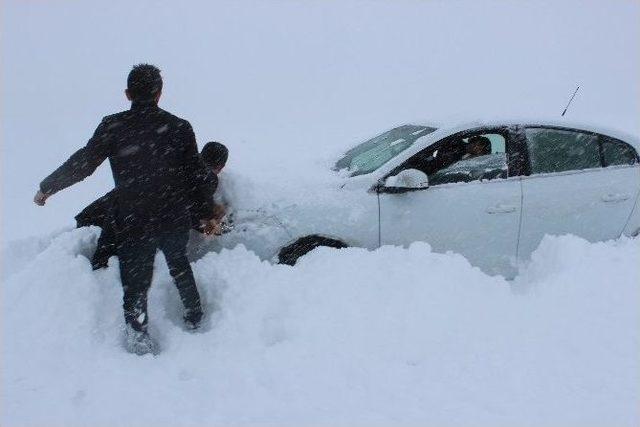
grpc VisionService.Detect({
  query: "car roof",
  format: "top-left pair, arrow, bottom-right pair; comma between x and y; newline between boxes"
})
413,117 -> 640,150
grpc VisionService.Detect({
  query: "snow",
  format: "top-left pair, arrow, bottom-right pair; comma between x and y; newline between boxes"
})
2,230 -> 639,426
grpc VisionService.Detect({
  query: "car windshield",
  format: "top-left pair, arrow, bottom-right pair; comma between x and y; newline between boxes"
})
334,125 -> 437,176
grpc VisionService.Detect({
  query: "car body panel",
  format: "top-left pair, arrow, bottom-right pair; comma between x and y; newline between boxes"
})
379,176 -> 522,276
622,182 -> 640,237
518,165 -> 640,262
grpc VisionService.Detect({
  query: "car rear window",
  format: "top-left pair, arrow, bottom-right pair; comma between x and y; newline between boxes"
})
602,138 -> 638,167
525,128 -> 600,174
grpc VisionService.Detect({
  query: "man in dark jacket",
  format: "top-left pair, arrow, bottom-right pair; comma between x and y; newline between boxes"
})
34,64 -> 218,355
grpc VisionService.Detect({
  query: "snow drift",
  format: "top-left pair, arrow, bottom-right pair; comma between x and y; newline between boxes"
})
2,230 -> 639,426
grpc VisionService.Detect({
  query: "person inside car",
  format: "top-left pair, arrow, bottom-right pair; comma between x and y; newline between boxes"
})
462,135 -> 492,159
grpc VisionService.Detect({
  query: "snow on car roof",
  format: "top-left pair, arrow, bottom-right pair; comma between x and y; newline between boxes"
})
413,117 -> 640,150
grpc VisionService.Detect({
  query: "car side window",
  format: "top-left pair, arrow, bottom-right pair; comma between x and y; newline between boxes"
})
602,138 -> 638,167
525,128 -> 600,174
401,132 -> 508,186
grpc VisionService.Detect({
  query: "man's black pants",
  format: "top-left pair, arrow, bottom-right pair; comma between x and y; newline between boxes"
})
118,231 -> 202,332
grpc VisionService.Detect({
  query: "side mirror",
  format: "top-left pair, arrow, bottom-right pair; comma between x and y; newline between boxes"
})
379,169 -> 429,193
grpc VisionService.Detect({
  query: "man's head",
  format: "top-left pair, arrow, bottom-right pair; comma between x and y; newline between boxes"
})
201,142 -> 229,174
466,136 -> 491,157
125,64 -> 163,103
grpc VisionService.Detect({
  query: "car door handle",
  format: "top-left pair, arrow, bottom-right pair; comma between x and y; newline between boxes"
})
486,204 -> 517,214
601,193 -> 630,203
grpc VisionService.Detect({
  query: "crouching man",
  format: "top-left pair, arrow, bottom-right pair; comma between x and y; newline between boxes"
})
189,141 -> 229,232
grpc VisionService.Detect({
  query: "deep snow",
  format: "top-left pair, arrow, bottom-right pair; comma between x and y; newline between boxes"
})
2,230 -> 639,426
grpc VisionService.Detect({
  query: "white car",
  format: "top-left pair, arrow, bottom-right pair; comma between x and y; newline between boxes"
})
199,119 -> 640,277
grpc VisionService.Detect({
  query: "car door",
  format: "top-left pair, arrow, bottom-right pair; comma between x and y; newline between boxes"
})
517,126 -> 640,262
377,127 -> 522,277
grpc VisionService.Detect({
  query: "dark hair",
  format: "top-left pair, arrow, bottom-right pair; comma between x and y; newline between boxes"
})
468,135 -> 491,153
127,64 -> 163,102
201,141 -> 229,169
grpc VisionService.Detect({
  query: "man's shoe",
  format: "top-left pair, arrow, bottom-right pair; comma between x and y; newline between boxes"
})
184,309 -> 203,331
91,260 -> 108,270
124,324 -> 159,355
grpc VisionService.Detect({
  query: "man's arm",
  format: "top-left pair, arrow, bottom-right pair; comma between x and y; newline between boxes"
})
212,202 -> 226,222
190,170 -> 220,234
35,119 -> 111,205
181,122 -> 216,221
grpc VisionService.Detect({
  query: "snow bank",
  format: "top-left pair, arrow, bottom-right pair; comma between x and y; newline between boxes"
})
2,230 -> 639,426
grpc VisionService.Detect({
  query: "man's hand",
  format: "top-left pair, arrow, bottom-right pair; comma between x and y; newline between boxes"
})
212,203 -> 227,222
200,218 -> 222,236
34,190 -> 50,206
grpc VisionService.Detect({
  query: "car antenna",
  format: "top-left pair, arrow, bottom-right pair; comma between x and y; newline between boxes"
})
561,85 -> 580,117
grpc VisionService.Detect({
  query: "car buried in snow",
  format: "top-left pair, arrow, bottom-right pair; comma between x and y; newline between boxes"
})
194,119 -> 640,277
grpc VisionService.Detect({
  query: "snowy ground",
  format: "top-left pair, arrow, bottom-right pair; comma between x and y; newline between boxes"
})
3,1 -> 640,426
2,230 -> 639,426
